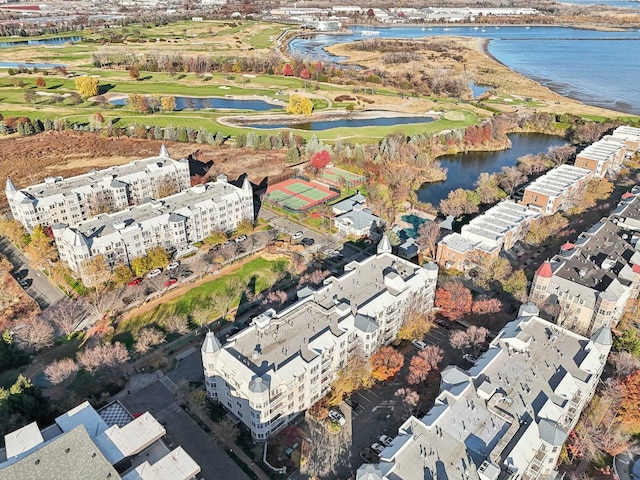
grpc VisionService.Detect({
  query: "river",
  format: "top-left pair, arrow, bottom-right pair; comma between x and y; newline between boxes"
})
417,133 -> 569,206
288,26 -> 640,116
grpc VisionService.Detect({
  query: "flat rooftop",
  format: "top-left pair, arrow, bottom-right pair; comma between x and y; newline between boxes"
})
463,201 -> 539,244
576,138 -> 626,162
524,164 -> 591,197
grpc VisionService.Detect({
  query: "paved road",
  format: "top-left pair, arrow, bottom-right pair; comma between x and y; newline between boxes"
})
120,350 -> 250,480
0,237 -> 66,309
258,209 -> 333,250
616,449 -> 640,480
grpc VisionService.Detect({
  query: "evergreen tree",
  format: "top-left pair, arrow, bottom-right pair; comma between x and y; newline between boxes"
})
235,133 -> 247,148
177,126 -> 188,142
153,126 -> 163,140
285,145 -> 300,164
196,128 -> 205,144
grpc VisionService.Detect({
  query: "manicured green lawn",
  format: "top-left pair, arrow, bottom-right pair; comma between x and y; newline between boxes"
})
117,256 -> 289,334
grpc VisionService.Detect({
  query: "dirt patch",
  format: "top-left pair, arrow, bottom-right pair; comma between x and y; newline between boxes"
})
0,131 -> 288,210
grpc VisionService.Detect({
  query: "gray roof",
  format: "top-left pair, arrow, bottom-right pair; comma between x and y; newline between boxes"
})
538,418 -> 569,446
440,365 -> 470,385
335,209 -> 380,231
354,313 -> 378,333
248,377 -> 269,394
201,332 -> 221,355
591,326 -> 612,346
356,464 -> 383,480
0,426 -> 118,480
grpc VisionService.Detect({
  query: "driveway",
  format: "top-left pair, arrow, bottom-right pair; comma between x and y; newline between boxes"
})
0,237 -> 66,309
258,209 -> 329,248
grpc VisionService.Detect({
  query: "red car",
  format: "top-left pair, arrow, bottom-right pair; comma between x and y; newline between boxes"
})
163,278 -> 178,288
127,277 -> 143,287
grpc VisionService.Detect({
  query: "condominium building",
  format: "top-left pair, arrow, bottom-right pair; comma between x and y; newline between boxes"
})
53,175 -> 253,283
574,136 -> 627,178
519,164 -> 592,215
436,200 -> 540,270
529,216 -> 640,334
0,400 -> 200,480
609,125 -> 640,152
202,238 -> 438,440
5,145 -> 190,231
358,304 -> 611,480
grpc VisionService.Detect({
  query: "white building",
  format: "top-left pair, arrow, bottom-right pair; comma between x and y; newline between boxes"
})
6,145 -> 190,231
53,175 -> 253,283
202,238 -> 438,440
0,400 -> 200,480
360,304 -> 611,480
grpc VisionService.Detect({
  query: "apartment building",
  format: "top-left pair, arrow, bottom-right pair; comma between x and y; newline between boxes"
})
202,238 -> 438,440
519,164 -> 592,215
609,125 -> 640,152
53,175 -> 253,283
529,215 -> 640,335
5,145 -> 190,231
436,200 -> 540,270
574,136 -> 627,178
358,304 -> 611,480
0,400 -> 200,480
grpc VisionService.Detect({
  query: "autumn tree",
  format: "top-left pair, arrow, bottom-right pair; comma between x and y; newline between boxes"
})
35,77 -> 46,88
24,225 -> 57,275
161,95 -> 177,112
261,290 -> 288,309
128,93 -> 149,113
300,68 -> 311,80
74,76 -> 99,97
435,282 -> 473,321
134,327 -> 165,354
129,64 -> 140,81
416,221 -> 440,259
546,144 -> 576,166
502,269 -> 528,303
234,219 -> 254,236
474,255 -> 512,289
211,278 -> 243,320
155,176 -> 179,198
499,166 -> 525,196
474,172 -> 504,204
77,342 -> 129,373
112,264 -> 134,286
146,246 -> 170,269
525,213 -> 569,246
80,255 -> 111,288
310,150 -> 331,170
204,228 -> 228,246
407,345 -> 443,385
191,305 -> 215,327
449,326 -> 490,356
609,351 -> 640,378
472,298 -> 503,315
370,346 -> 404,381
44,358 -> 79,385
330,351 -> 373,405
439,188 -> 479,218
395,387 -> 420,413
308,397 -> 329,420
618,369 -> 640,430
571,178 -> 614,213
90,112 -> 104,127
24,89 -> 37,107
286,94 -> 313,116
397,293 -> 434,342
282,64 -> 294,76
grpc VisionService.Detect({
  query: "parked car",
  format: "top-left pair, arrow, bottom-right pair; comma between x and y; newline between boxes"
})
167,261 -> 180,270
222,240 -> 232,247
344,397 -> 360,411
328,409 -> 346,426
434,318 -> 452,329
411,339 -> 427,350
180,270 -> 194,278
234,234 -> 247,243
379,435 -> 393,447
147,268 -> 162,279
127,277 -> 143,287
292,231 -> 304,240
19,279 -> 31,288
301,237 -> 315,246
371,443 -> 385,455
163,278 -> 178,288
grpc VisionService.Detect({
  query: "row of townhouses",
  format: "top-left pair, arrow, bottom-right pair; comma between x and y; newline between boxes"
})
53,175 -> 253,284
202,237 -> 438,440
0,401 -> 200,480
436,125 -> 640,271
357,304 -> 611,480
6,145 -> 191,232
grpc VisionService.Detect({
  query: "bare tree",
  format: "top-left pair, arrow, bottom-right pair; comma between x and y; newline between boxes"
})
164,315 -> 190,335
14,317 -> 54,351
449,326 -> 490,356
42,298 -> 84,335
44,358 -> 79,385
610,352 -> 640,378
416,221 -> 440,259
499,166 -> 525,196
134,328 -> 166,354
546,144 -> 576,166
77,342 -> 130,373
191,305 -> 215,327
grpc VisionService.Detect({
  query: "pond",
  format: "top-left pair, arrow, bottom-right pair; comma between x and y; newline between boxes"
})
109,95 -> 281,111
0,36 -> 82,47
0,61 -> 66,69
418,133 -> 569,206
470,81 -> 490,98
247,116 -> 435,131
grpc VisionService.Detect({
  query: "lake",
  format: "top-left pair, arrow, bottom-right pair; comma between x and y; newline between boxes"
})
248,116 -> 435,131
417,133 -> 569,206
0,61 -> 66,69
289,26 -> 640,116
0,36 -> 82,47
109,95 -> 280,111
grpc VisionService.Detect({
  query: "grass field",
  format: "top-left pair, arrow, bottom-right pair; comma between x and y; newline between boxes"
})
117,256 -> 289,335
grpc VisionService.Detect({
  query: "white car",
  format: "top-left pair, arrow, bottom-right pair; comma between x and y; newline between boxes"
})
234,235 -> 247,243
328,409 -> 346,426
167,261 -> 180,270
379,435 -> 393,447
411,339 -> 427,350
147,268 -> 162,278
292,231 -> 304,240
371,443 -> 385,455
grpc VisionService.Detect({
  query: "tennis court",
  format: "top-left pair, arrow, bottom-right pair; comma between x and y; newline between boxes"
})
265,178 -> 339,212
320,167 -> 365,187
